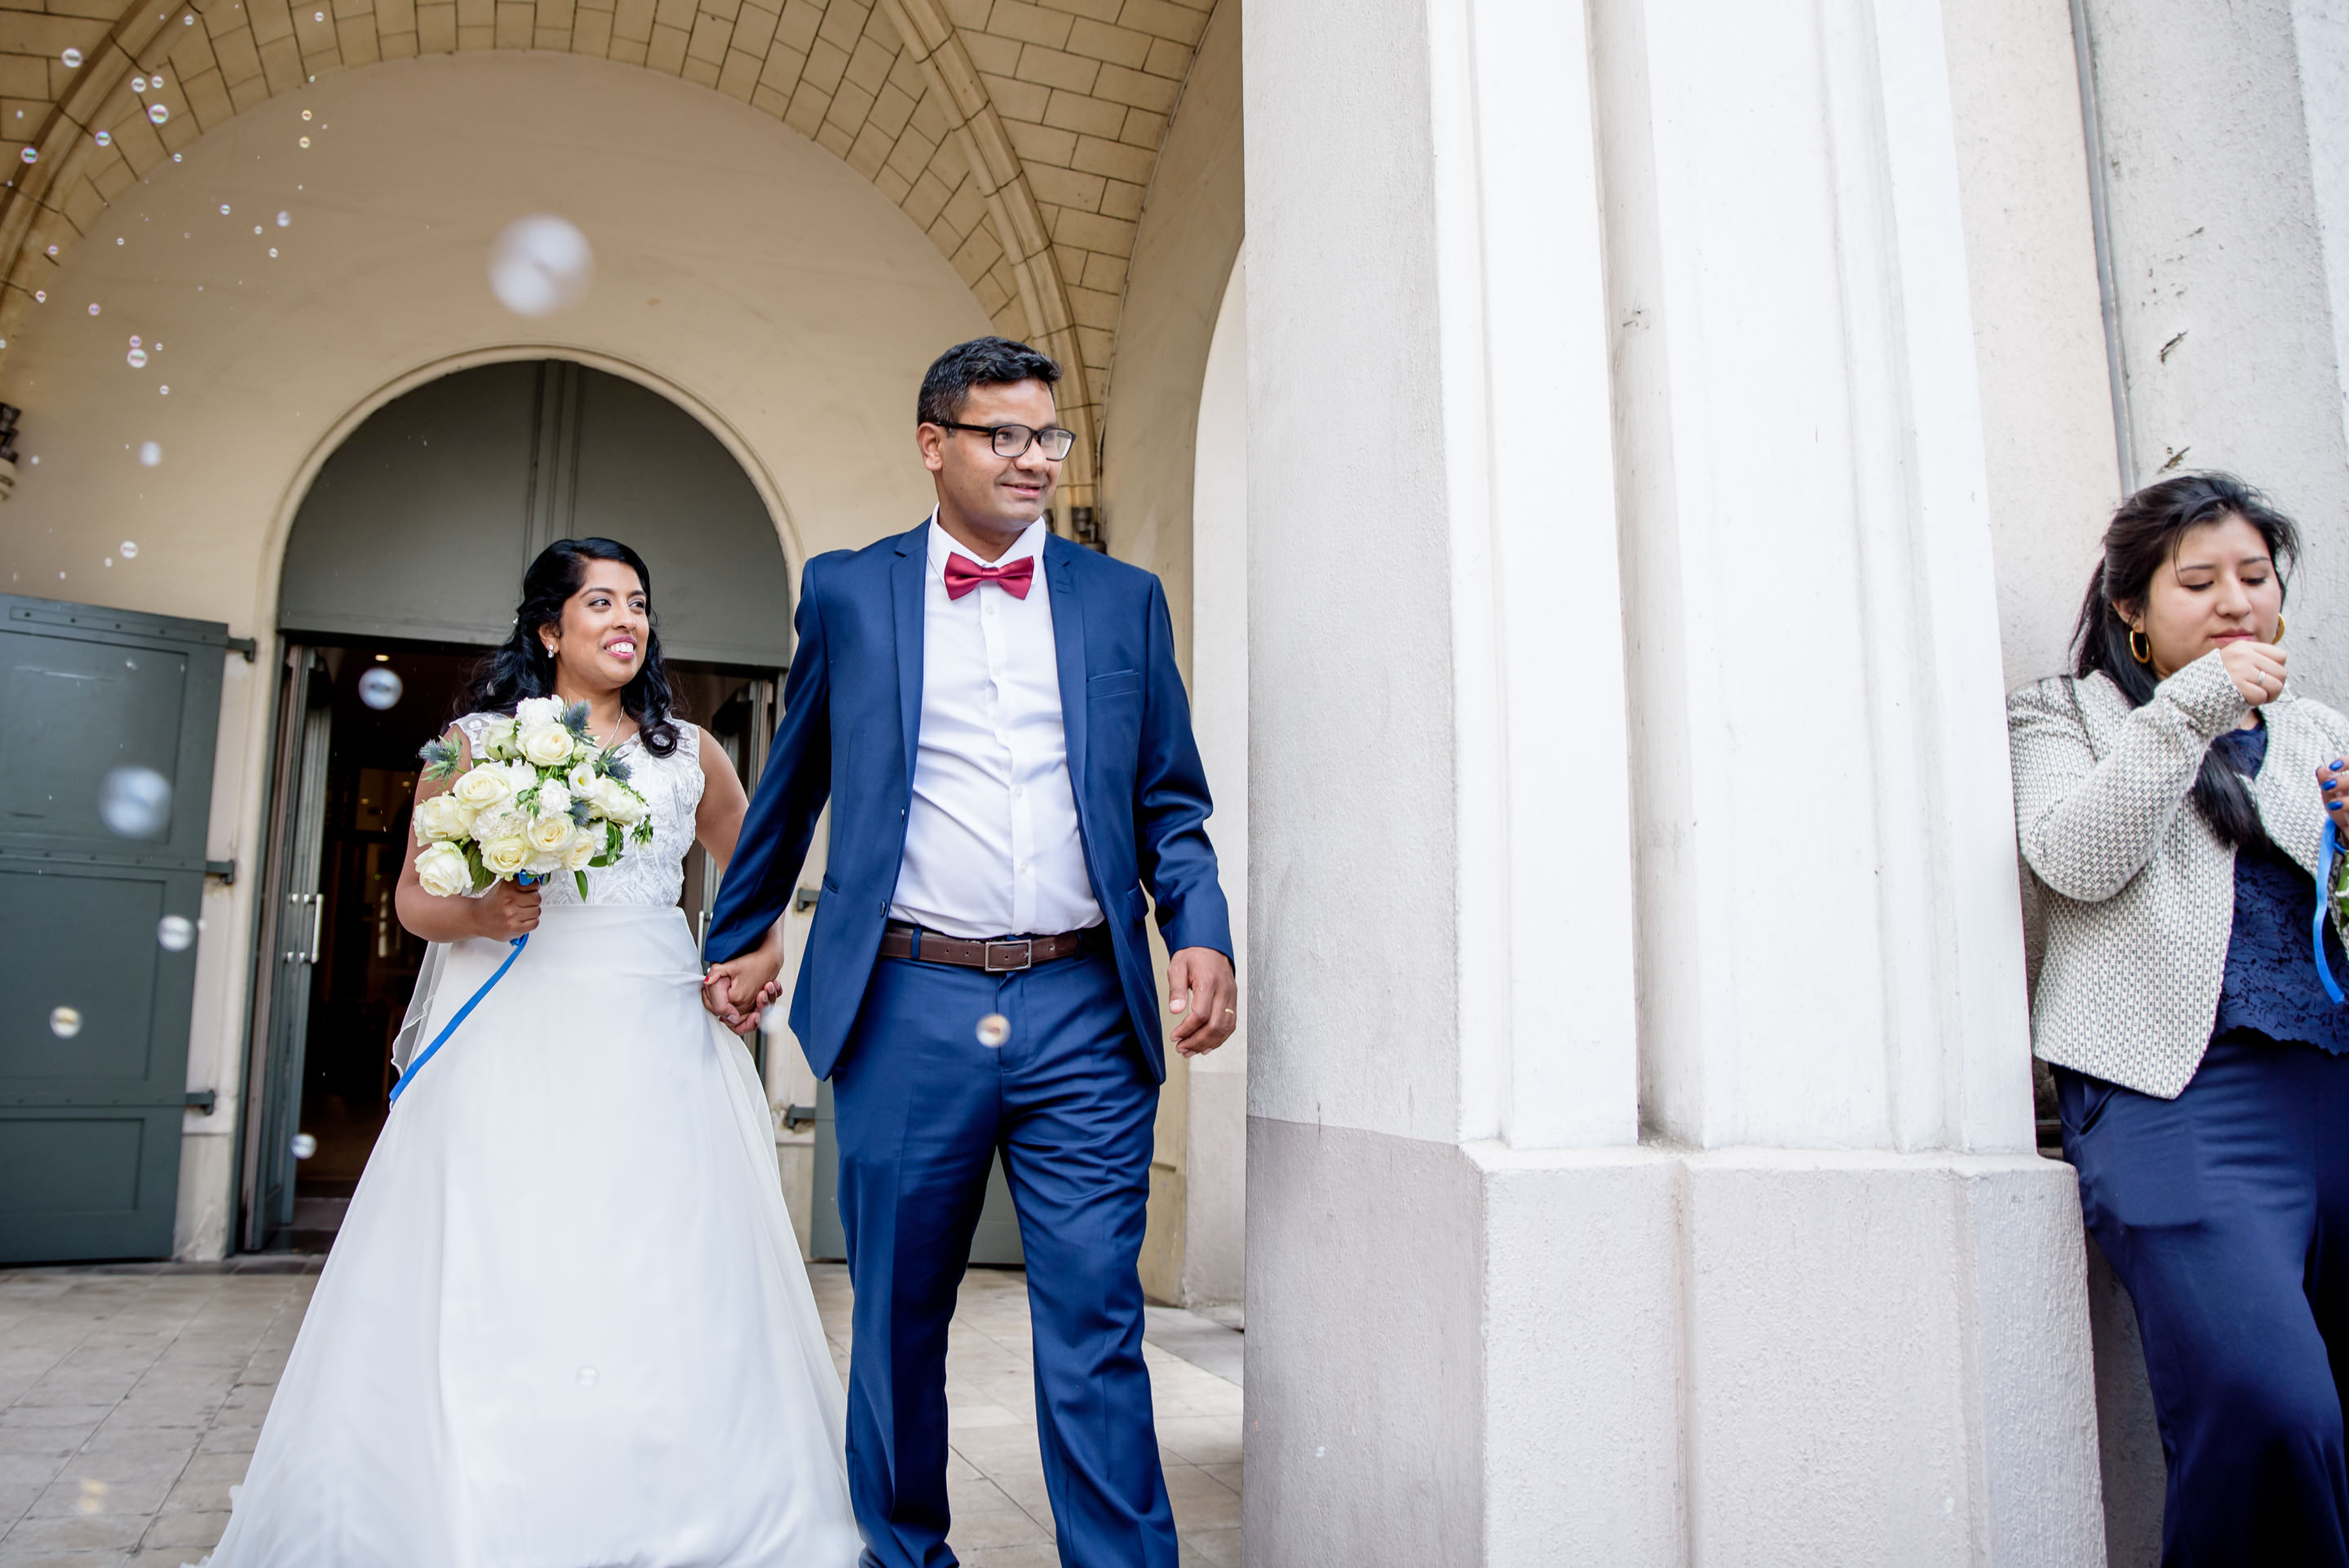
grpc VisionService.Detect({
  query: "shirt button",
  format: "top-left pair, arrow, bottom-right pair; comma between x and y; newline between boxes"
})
1013,786 -> 1024,798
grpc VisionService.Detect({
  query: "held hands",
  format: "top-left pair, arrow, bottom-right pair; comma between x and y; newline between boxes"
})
2221,640 -> 2289,706
2321,757 -> 2349,825
701,931 -> 785,1037
471,878 -> 542,942
1167,947 -> 1238,1058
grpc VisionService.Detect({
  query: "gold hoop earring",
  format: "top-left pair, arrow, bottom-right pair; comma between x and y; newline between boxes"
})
2130,627 -> 2152,665
2276,615 -> 2288,643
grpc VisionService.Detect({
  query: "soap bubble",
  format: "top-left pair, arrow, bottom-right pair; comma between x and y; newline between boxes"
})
276,210 -> 290,226
131,75 -> 145,91
148,73 -> 164,89
98,765 -> 170,836
17,148 -> 33,165
148,104 -> 167,125
94,130 -> 109,146
251,224 -> 259,234
218,203 -> 229,215
86,302 -> 97,315
32,290 -> 42,302
298,136 -> 309,148
488,214 -> 592,316
975,1013 -> 1010,1049
157,914 -> 194,951
127,348 -> 146,367
577,1367 -> 599,1387
61,47 -> 82,66
119,540 -> 137,558
138,442 -> 159,466
268,247 -> 276,258
130,333 -> 142,347
303,109 -> 312,120
290,1133 -> 316,1159
356,666 -> 403,710
48,1005 -> 82,1039
158,385 -> 168,395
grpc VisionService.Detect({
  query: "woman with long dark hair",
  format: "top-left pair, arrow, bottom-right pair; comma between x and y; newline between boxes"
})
2012,474 -> 2349,1565
201,539 -> 860,1566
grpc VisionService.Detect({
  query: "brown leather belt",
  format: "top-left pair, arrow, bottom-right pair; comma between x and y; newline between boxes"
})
879,921 -> 1104,972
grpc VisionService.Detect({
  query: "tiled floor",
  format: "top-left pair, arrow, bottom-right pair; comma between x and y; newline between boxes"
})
0,1259 -> 1243,1567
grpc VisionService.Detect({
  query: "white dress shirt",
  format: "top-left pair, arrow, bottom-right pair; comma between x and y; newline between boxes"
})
888,515 -> 1104,939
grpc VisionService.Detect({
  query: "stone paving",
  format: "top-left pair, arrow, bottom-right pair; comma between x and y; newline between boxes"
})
0,1260 -> 1242,1567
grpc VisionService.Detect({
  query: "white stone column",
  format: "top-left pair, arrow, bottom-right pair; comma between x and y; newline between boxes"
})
1242,0 -> 2105,1560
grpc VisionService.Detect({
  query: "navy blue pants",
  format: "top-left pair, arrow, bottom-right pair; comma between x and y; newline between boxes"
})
831,948 -> 1175,1568
2059,1032 -> 2349,1566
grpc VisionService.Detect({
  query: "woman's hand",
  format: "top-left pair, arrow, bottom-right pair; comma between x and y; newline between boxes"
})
470,878 -> 542,942
2218,639 -> 2289,705
2321,757 -> 2349,824
701,929 -> 785,1036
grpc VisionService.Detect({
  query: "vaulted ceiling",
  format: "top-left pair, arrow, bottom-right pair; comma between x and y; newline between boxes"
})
0,0 -> 1214,498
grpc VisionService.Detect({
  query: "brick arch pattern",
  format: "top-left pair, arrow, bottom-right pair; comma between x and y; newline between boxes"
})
0,0 -> 1208,501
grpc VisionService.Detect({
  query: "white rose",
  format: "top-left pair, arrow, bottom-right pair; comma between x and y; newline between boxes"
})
521,722 -> 577,767
527,814 -> 574,854
451,763 -> 516,812
594,777 -> 646,826
524,845 -> 567,876
414,841 -> 472,898
480,718 -> 519,760
567,760 -> 599,795
413,793 -> 476,843
479,835 -> 530,877
535,778 -> 572,818
515,696 -> 562,729
563,828 -> 600,872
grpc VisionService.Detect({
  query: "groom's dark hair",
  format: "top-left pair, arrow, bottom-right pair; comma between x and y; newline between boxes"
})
918,337 -> 1061,428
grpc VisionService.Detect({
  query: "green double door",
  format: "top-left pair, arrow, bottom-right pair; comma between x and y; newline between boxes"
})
0,594 -> 229,1262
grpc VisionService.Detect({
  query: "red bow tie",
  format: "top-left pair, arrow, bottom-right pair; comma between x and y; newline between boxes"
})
943,552 -> 1036,600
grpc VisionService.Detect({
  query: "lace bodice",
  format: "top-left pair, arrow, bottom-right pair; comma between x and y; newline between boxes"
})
452,711 -> 706,908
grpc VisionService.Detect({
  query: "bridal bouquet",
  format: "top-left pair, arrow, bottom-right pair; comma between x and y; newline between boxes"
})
409,698 -> 654,901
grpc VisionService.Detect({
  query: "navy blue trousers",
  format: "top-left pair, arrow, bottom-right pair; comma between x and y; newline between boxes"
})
2059,1032 -> 2349,1567
831,948 -> 1176,1568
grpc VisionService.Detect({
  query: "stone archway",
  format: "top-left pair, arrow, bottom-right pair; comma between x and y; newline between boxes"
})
0,0 -> 1219,505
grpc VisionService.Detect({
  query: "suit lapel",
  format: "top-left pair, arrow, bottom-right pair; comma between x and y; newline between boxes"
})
891,522 -> 927,791
1046,534 -> 1089,790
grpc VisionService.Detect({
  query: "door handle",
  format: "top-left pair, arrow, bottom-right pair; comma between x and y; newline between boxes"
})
285,892 -> 323,965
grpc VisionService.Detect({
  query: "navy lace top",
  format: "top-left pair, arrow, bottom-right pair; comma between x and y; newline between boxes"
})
2209,722 -> 2349,1054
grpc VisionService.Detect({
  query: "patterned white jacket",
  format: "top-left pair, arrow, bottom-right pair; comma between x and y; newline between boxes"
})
2010,648 -> 2349,1098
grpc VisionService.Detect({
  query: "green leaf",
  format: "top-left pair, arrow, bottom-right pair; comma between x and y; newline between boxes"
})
576,869 -> 591,899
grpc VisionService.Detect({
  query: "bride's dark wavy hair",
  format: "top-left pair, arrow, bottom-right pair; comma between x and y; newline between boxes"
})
459,537 -> 683,757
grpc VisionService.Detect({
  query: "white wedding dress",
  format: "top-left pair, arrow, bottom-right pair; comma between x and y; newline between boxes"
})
200,716 -> 860,1568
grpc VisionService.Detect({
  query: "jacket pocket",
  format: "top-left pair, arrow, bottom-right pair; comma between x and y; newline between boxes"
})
1128,885 -> 1151,925
1089,668 -> 1143,699
821,872 -> 839,895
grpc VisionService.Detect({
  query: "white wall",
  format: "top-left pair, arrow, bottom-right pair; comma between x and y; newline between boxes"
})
2083,0 -> 2349,704
1187,249 -> 1247,1310
0,49 -> 990,1257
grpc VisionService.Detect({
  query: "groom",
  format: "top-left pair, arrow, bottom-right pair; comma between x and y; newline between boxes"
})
702,336 -> 1236,1567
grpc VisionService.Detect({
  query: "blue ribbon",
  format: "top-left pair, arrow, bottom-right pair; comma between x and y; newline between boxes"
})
2319,818 -> 2345,1005
389,934 -> 528,1105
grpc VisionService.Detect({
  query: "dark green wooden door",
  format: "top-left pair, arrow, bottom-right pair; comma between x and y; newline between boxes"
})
0,594 -> 228,1262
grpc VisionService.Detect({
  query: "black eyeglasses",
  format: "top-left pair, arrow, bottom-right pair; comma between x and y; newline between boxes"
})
936,421 -> 1077,461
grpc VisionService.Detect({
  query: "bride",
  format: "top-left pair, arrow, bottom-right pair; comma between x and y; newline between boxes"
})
201,538 -> 861,1566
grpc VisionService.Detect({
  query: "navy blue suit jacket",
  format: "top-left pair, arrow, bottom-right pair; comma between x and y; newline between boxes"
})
703,520 -> 1232,1083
